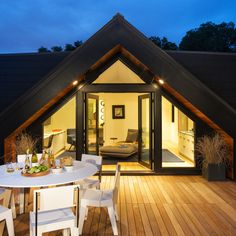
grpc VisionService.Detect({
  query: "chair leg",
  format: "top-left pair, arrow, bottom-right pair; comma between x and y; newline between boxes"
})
29,222 -> 32,236
62,228 -> 69,236
79,206 -> 87,235
85,207 -> 88,220
5,209 -> 15,236
19,188 -> 25,214
70,227 -> 79,236
10,193 -> 16,219
107,206 -> 118,235
114,204 -> 119,221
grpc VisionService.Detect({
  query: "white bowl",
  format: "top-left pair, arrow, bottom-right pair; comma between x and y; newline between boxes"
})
63,165 -> 74,172
51,167 -> 63,174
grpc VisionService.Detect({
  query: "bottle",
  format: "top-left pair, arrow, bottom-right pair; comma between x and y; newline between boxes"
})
31,151 -> 38,166
39,150 -> 46,166
24,149 -> 30,170
48,150 -> 55,168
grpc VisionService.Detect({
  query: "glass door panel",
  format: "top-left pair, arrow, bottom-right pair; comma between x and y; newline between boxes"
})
86,94 -> 99,155
138,94 -> 152,168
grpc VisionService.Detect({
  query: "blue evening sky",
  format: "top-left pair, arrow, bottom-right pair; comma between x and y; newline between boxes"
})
0,0 -> 236,53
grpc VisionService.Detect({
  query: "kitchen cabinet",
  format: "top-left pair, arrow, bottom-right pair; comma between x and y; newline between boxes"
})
178,131 -> 194,161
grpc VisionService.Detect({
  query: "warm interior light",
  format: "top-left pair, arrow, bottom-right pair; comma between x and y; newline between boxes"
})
152,83 -> 158,89
158,79 -> 164,85
72,80 -> 78,86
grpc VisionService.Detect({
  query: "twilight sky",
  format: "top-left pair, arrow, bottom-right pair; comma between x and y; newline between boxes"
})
1,0 -> 236,53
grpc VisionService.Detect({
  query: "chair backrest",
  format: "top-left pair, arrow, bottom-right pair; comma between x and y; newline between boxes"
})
33,185 -> 80,212
17,153 -> 42,163
0,188 -> 11,208
81,154 -> 103,182
125,129 -> 138,143
43,135 -> 54,149
67,129 -> 76,143
113,164 -> 121,204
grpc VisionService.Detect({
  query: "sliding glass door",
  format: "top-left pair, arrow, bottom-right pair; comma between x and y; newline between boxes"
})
85,94 -> 99,155
138,94 -> 152,168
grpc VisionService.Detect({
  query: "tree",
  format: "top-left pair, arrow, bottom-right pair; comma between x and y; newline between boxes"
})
179,22 -> 236,52
51,46 -> 63,52
149,36 -> 178,50
38,46 -> 51,53
74,40 -> 83,48
64,43 -> 76,51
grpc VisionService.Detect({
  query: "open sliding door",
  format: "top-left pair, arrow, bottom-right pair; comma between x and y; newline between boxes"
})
138,94 -> 152,169
85,94 -> 99,155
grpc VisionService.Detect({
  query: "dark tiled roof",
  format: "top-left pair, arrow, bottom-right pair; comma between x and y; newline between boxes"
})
0,52 -> 70,113
166,50 -> 236,109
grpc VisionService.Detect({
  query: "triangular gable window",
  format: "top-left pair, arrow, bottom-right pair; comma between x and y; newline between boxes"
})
92,60 -> 145,84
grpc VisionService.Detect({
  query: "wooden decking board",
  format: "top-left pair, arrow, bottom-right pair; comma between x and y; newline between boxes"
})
4,176 -> 236,236
157,204 -> 177,236
132,204 -> 145,236
181,204 -> 209,236
168,204 -> 193,236
175,204 -> 200,236
126,203 -> 137,236
189,204 -> 217,236
144,204 -> 161,236
150,203 -> 169,236
119,203 -> 128,236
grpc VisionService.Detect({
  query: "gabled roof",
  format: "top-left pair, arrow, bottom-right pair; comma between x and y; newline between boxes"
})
0,13 -> 236,140
0,52 -> 69,113
166,50 -> 236,109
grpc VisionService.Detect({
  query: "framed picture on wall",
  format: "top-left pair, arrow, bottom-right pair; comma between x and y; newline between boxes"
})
112,105 -> 125,119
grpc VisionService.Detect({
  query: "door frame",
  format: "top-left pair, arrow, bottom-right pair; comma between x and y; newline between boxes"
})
138,94 -> 152,169
85,94 -> 99,155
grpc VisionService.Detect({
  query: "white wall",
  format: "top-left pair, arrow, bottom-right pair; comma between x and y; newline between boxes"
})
162,97 -> 179,145
98,93 -> 140,146
43,96 -> 76,148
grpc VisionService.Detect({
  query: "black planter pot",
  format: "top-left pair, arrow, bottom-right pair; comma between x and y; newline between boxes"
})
202,163 -> 226,181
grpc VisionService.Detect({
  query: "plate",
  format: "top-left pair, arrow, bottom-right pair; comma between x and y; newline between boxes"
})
21,169 -> 50,177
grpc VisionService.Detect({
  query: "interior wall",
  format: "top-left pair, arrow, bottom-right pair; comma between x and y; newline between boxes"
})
43,96 -> 76,148
162,97 -> 179,146
98,93 -> 140,146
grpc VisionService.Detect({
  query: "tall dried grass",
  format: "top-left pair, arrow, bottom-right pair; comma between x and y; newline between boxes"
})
195,132 -> 229,168
14,132 -> 38,154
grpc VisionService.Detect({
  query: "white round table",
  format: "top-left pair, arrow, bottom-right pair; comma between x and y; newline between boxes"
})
0,161 -> 98,188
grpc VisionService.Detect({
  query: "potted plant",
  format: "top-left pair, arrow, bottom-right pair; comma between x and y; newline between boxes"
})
14,132 -> 38,155
196,132 -> 230,181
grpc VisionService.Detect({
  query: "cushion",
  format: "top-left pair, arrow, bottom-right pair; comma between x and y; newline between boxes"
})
100,144 -> 137,158
126,129 -> 138,143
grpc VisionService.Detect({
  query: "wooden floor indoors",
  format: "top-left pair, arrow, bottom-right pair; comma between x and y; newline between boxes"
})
5,175 -> 236,236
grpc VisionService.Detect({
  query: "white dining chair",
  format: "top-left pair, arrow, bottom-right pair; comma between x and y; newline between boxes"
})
79,164 -> 121,235
0,188 -> 16,219
77,154 -> 103,189
0,189 -> 15,236
30,185 -> 80,236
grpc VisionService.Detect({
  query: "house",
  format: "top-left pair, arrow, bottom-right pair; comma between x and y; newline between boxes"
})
0,14 -> 236,178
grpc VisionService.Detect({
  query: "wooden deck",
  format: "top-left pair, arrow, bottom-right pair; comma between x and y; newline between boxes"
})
5,175 -> 236,235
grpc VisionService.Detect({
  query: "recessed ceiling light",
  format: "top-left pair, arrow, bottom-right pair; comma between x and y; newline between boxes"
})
158,79 -> 164,85
72,80 -> 78,86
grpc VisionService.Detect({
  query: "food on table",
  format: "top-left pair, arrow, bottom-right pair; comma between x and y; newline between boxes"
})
24,165 -> 48,174
60,156 -> 73,166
